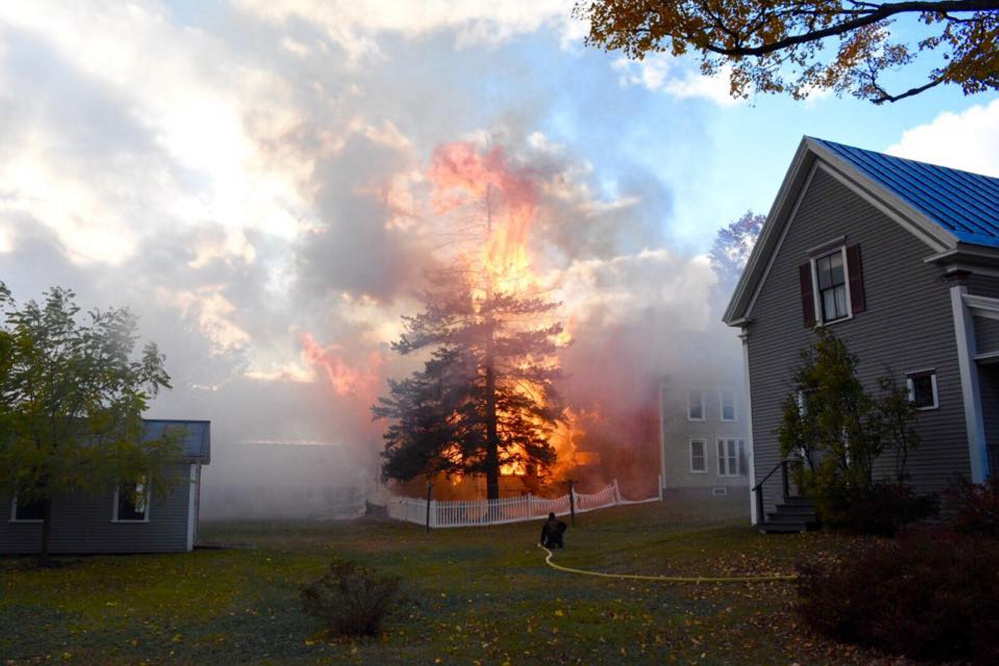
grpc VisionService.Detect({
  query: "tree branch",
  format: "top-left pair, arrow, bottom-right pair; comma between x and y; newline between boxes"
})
696,0 -> 999,57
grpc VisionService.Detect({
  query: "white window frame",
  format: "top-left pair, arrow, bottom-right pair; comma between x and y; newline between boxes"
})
720,389 -> 736,422
9,494 -> 44,523
906,370 -> 939,411
689,438 -> 708,473
810,246 -> 853,326
112,477 -> 151,523
717,438 -> 746,477
687,389 -> 705,422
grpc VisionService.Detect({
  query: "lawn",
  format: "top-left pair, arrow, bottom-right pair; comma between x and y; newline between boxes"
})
2,499 -> 894,665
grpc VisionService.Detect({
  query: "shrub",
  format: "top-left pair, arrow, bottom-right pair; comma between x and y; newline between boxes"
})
820,481 -> 939,536
948,476 -> 999,537
797,528 -> 999,663
301,558 -> 400,637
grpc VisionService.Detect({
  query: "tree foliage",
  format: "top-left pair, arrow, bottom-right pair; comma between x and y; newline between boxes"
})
374,275 -> 566,500
710,210 -> 765,290
0,284 -> 180,557
574,0 -> 999,103
777,329 -> 921,520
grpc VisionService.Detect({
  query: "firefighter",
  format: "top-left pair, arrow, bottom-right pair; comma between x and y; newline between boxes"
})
540,512 -> 567,548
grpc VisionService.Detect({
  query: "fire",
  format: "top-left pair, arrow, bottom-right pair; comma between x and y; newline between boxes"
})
429,141 -> 584,485
301,333 -> 382,401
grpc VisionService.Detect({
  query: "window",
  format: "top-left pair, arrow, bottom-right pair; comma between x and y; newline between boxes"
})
815,249 -> 849,322
689,439 -> 707,473
907,371 -> 939,410
721,389 -> 736,421
10,495 -> 46,522
717,438 -> 747,476
688,389 -> 704,421
799,244 -> 866,327
113,478 -> 149,522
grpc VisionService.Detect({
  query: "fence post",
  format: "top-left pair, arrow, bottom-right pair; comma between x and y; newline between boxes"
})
425,482 -> 433,533
658,474 -> 663,501
568,480 -> 576,527
527,493 -> 534,517
612,478 -> 622,504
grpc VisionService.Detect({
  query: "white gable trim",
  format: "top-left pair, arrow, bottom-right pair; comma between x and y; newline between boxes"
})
742,162 -> 819,321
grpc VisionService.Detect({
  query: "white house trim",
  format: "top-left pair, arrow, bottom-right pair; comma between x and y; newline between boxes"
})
740,330 -> 758,525
742,162 -> 818,321
186,464 -> 198,552
951,284 -> 990,483
964,293 -> 999,321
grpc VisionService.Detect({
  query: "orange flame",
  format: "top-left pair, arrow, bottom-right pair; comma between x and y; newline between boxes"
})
301,333 -> 383,401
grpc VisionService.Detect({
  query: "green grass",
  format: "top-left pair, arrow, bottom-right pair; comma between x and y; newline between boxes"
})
1,500 -> 885,665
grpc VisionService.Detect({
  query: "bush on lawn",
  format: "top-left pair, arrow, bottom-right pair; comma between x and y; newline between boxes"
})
797,528 -> 999,664
821,481 -> 939,536
301,558 -> 400,637
948,476 -> 999,537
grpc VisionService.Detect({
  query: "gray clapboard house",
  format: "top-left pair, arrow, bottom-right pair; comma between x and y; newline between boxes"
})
1,419 -> 210,554
724,137 -> 999,524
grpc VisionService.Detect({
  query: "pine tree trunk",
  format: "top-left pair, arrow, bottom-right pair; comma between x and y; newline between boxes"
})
483,183 -> 500,502
484,337 -> 500,502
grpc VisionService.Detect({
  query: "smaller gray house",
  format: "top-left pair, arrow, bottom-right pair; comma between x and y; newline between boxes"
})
1,419 -> 210,555
660,378 -> 750,498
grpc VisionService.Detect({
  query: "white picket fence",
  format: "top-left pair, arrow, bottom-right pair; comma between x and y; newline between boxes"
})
386,478 -> 662,529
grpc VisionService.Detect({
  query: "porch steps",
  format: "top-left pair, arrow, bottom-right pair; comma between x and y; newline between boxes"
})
759,497 -> 818,534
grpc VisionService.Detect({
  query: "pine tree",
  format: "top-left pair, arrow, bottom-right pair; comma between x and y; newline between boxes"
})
374,275 -> 566,499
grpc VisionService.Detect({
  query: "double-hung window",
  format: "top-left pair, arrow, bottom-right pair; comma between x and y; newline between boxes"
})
815,249 -> 849,322
717,438 -> 746,476
720,389 -> 736,421
10,495 -> 46,522
690,439 -> 707,473
799,243 -> 866,327
907,370 -> 939,410
688,389 -> 704,421
113,477 -> 149,522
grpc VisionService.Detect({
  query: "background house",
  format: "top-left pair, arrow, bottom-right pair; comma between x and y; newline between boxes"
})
725,137 -> 999,523
660,376 -> 749,498
1,419 -> 210,554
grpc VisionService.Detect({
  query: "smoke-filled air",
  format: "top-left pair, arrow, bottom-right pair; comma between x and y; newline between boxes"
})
0,3 -> 756,519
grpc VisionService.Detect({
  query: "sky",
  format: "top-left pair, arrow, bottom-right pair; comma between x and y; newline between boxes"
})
1,1 -> 997,479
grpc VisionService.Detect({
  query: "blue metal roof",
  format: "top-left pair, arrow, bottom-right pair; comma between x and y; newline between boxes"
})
813,138 -> 999,248
142,419 -> 211,462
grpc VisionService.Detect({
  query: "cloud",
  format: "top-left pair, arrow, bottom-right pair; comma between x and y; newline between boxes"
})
611,56 -> 741,107
887,98 -> 999,177
235,0 -> 580,60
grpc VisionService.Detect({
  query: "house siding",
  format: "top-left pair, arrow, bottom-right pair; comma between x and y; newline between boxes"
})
0,462 -> 194,555
661,383 -> 750,493
745,166 -> 971,517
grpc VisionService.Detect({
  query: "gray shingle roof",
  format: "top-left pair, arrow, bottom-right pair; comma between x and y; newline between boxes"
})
142,419 -> 211,462
814,138 -> 999,248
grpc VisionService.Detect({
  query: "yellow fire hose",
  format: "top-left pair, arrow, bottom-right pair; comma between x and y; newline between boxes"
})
538,544 -> 798,583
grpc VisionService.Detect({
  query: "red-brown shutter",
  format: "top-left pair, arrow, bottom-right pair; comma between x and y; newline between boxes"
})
846,243 -> 866,314
799,262 -> 816,327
